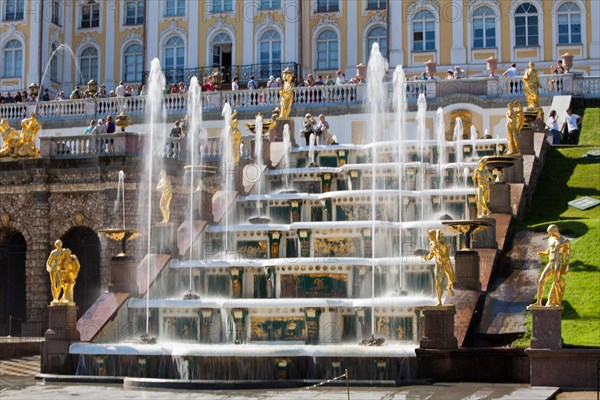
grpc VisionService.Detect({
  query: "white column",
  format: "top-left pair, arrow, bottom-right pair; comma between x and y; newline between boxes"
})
450,0 -> 466,65
188,0 -> 199,68
146,0 -> 160,63
242,2 -> 254,65
388,0 -> 404,67
26,0 -> 41,85
283,0 -> 299,63
590,0 -> 600,75
104,0 -> 116,87
346,0 -> 357,75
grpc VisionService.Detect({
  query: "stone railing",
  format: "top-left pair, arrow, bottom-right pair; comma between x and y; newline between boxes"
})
5,75 -> 600,123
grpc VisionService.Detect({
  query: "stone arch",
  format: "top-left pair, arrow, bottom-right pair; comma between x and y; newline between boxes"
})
0,228 -> 27,336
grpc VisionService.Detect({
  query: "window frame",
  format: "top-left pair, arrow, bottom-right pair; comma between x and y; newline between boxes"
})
50,43 -> 60,83
4,0 -> 24,21
163,36 -> 185,71
259,0 -> 281,11
472,6 -> 496,49
315,29 -> 339,70
79,46 -> 99,84
2,39 -> 23,78
164,0 -> 186,17
557,2 -> 581,44
80,1 -> 100,29
412,10 -> 436,52
514,2 -> 539,47
316,0 -> 339,13
123,43 -> 143,82
51,0 -> 61,26
210,0 -> 234,13
258,29 -> 282,65
366,0 -> 386,10
366,26 -> 387,61
125,0 -> 144,25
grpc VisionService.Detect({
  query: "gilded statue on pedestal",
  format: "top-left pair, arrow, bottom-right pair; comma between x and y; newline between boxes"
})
278,68 -> 295,119
0,118 -> 19,157
46,240 -> 81,306
157,170 -> 173,223
473,157 -> 494,218
523,61 -> 541,110
505,102 -> 524,155
532,225 -> 571,307
422,229 -> 455,306
230,110 -> 242,164
0,113 -> 41,159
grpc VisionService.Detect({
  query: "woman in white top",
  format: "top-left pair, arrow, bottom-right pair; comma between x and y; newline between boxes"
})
547,110 -> 560,144
316,114 -> 329,145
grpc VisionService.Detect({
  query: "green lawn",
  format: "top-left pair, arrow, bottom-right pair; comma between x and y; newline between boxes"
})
513,108 -> 600,347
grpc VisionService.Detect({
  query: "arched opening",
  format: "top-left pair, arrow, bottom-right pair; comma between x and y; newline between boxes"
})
0,229 -> 27,336
61,227 -> 101,318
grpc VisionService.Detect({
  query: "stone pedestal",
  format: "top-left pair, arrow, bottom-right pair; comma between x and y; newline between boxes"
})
489,183 -> 512,214
108,256 -> 139,295
473,217 -> 497,248
503,154 -> 524,184
454,250 -> 481,291
518,127 -> 536,156
152,222 -> 178,256
275,118 -> 297,147
419,306 -> 458,350
41,305 -> 80,374
527,306 -> 563,349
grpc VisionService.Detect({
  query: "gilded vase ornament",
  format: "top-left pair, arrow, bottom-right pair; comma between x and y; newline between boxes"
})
523,61 -> 541,110
157,170 -> 173,223
46,240 -> 81,306
278,68 -> 295,119
230,110 -> 242,164
421,229 -> 455,306
532,225 -> 571,307
505,102 -> 524,155
473,157 -> 494,218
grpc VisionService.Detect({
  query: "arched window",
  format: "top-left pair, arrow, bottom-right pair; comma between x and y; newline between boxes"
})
316,29 -> 338,70
164,36 -> 185,70
367,26 -> 387,60
515,3 -> 538,46
3,40 -> 23,78
212,32 -> 232,67
79,46 -> 98,83
259,30 -> 281,65
50,43 -> 60,82
413,10 -> 435,51
473,6 -> 496,48
557,2 -> 581,44
123,44 -> 143,82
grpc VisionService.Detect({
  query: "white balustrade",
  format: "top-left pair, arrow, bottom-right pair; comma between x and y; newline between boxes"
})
0,103 -> 27,120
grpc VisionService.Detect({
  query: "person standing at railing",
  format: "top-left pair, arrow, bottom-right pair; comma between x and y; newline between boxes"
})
550,60 -> 565,92
106,115 -> 116,134
41,89 -> 50,101
316,114 -> 330,145
502,63 -> 520,94
116,81 -> 126,97
84,119 -> 97,134
247,76 -> 259,106
454,66 -> 465,79
563,108 -> 582,144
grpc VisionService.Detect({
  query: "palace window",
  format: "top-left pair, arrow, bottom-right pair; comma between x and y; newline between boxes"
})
367,26 -> 387,60
211,0 -> 233,13
4,0 -> 24,20
367,0 -> 386,10
81,1 -> 100,28
123,44 -> 143,82
316,29 -> 338,70
259,0 -> 280,10
515,3 -> 538,46
50,43 -> 60,82
413,10 -> 435,51
164,36 -> 185,70
557,2 -> 581,44
165,0 -> 185,17
79,47 -> 98,83
212,32 -> 232,67
259,30 -> 281,65
317,0 -> 339,12
3,40 -> 23,78
51,0 -> 61,26
473,6 -> 496,48
125,0 -> 144,25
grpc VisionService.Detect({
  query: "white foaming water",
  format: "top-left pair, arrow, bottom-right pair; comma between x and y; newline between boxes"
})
454,117 -> 464,163
38,44 -> 81,101
115,170 -> 126,229
221,103 -> 233,253
142,58 -> 166,333
470,125 -> 478,141
283,124 -> 291,189
308,133 -> 316,165
254,114 -> 264,217
436,107 -> 446,167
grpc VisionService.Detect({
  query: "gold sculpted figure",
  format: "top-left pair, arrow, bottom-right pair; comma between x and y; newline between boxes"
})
0,113 -> 41,159
473,157 -> 494,218
278,68 -> 294,119
523,61 -> 541,110
46,240 -> 80,305
532,225 -> 571,307
505,102 -> 524,155
157,170 -> 173,223
230,110 -> 242,164
422,229 -> 455,306
0,118 -> 19,157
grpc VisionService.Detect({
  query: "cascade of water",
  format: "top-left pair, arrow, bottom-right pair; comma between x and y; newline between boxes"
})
435,108 -> 446,215
470,125 -> 478,141
115,170 -> 126,229
142,58 -> 166,334
186,77 -> 204,295
283,124 -> 291,190
221,103 -> 233,255
37,44 -> 82,109
365,43 -> 388,337
254,114 -> 264,217
454,117 -> 464,164
308,133 -> 316,166
416,94 -> 428,244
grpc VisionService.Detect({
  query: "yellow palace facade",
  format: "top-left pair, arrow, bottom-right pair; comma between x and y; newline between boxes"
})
1,0 -> 599,93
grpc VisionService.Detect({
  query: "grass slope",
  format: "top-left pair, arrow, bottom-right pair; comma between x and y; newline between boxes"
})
513,108 -> 600,347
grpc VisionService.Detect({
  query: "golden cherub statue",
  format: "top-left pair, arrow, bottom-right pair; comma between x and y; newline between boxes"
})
46,240 -> 81,306
422,229 -> 455,306
523,61 -> 541,110
532,225 -> 571,307
230,110 -> 242,164
18,112 -> 41,158
157,170 -> 173,223
505,102 -> 524,155
278,68 -> 294,119
0,118 -> 20,157
473,157 -> 494,218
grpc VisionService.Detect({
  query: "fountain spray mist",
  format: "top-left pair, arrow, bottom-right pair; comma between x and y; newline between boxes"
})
221,103 -> 233,256
393,65 -> 407,289
254,114 -> 264,218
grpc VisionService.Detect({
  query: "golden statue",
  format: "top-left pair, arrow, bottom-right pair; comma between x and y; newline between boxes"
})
157,170 -> 173,223
505,102 -> 524,155
422,229 -> 455,306
46,240 -> 81,306
532,225 -> 571,307
0,118 -> 19,157
0,113 -> 41,159
230,110 -> 242,164
473,157 -> 494,218
523,61 -> 541,110
278,68 -> 295,119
